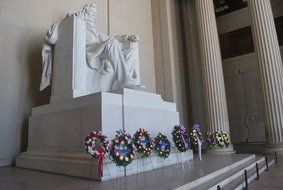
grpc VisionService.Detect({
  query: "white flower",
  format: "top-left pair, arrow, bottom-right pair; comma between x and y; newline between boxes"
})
119,155 -> 124,160
130,154 -> 134,159
125,157 -> 129,161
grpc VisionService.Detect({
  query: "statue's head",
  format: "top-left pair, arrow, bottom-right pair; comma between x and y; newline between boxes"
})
82,3 -> 97,21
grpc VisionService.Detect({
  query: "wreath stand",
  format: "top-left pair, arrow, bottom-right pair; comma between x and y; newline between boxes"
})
176,151 -> 191,171
156,157 -> 171,175
185,150 -> 192,167
87,157 -> 116,190
102,159 -> 113,181
115,165 -> 137,190
176,152 -> 185,170
136,157 -> 155,174
101,159 -> 119,190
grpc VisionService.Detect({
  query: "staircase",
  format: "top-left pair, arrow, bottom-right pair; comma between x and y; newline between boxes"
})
187,155 -> 275,190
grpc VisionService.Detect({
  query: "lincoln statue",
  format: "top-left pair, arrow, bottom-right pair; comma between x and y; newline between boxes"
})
40,3 -> 141,91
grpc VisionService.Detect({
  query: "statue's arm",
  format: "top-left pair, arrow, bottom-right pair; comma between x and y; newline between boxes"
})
40,21 -> 60,91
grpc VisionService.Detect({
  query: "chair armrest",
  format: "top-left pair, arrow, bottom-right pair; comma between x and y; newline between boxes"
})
114,34 -> 140,43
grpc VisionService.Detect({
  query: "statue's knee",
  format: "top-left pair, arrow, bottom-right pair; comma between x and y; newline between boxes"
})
112,39 -> 120,47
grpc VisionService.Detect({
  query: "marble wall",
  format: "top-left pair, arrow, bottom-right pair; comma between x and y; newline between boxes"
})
223,48 -> 283,143
151,0 -> 192,126
109,0 -> 156,92
217,0 -> 283,143
0,0 -> 155,166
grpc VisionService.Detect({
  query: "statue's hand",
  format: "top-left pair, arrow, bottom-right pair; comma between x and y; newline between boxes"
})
66,11 -> 85,21
114,35 -> 127,42
74,11 -> 86,20
127,35 -> 140,42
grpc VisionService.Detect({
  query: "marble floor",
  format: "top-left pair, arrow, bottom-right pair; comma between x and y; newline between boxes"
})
250,156 -> 283,190
0,154 -> 268,190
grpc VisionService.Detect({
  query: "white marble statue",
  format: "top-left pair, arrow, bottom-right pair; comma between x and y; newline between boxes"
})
40,3 -> 141,92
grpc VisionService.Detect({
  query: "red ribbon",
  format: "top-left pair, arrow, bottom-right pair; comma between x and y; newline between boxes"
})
96,148 -> 105,178
98,158 -> 103,177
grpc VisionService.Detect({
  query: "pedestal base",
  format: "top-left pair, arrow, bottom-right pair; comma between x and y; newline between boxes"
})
16,150 -> 193,181
16,89 -> 182,180
206,145 -> 236,154
264,143 -> 283,154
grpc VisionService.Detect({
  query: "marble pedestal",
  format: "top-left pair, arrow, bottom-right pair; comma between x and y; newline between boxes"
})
16,89 -> 190,180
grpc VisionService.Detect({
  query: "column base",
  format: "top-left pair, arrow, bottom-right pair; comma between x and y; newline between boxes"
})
264,143 -> 283,154
206,145 -> 236,154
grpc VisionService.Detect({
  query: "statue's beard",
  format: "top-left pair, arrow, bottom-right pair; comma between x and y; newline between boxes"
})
85,15 -> 95,23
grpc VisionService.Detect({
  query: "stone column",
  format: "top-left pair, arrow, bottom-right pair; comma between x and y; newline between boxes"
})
195,0 -> 234,153
248,0 -> 283,153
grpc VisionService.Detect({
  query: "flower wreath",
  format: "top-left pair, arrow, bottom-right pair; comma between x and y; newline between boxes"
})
154,133 -> 171,159
133,128 -> 154,158
110,130 -> 136,167
221,132 -> 230,147
85,131 -> 110,159
85,131 -> 110,177
206,131 -> 216,149
172,125 -> 190,152
215,131 -> 230,148
189,124 -> 203,147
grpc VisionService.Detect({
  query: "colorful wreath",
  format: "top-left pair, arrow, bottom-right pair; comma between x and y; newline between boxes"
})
206,131 -> 216,149
172,125 -> 190,152
85,131 -> 110,159
85,131 -> 110,177
110,130 -> 136,167
154,133 -> 171,159
189,124 -> 203,147
133,128 -> 154,158
221,132 -> 230,147
215,131 -> 224,147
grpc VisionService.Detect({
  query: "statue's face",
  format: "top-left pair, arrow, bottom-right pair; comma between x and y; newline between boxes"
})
83,4 -> 97,21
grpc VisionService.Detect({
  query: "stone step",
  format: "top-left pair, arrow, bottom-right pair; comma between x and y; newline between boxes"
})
175,154 -> 255,189
118,88 -> 162,100
192,156 -> 274,190
225,157 -> 275,190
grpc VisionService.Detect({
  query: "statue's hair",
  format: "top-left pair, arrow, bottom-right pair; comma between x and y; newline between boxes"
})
82,3 -> 96,12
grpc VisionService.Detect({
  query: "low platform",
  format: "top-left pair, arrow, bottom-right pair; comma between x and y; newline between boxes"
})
3,154 -> 274,190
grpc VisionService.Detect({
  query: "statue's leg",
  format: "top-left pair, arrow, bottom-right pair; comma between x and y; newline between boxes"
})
102,39 -> 132,88
122,49 -> 138,79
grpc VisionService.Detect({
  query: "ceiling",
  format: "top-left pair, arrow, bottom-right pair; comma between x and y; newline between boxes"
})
214,0 -> 248,17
